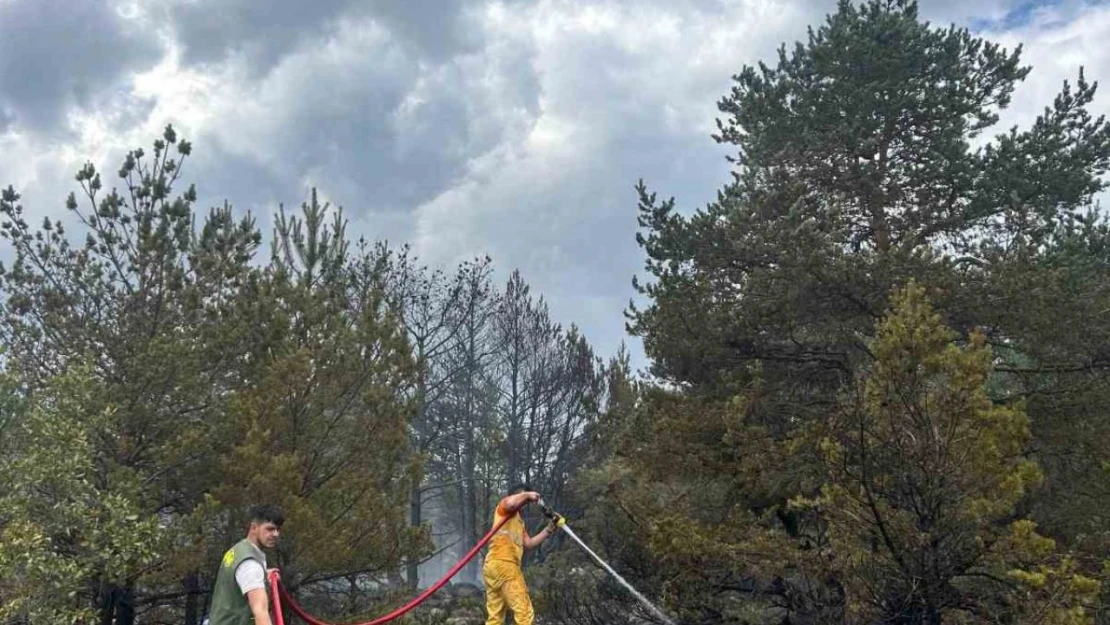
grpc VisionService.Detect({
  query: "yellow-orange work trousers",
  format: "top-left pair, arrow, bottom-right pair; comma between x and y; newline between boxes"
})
483,559 -> 534,625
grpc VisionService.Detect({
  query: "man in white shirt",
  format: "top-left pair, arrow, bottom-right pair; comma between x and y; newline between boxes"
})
206,505 -> 284,625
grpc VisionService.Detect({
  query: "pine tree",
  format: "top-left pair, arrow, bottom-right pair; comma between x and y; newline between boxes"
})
609,0 -> 1110,621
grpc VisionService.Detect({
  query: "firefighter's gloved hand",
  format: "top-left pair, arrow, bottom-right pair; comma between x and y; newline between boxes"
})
545,513 -> 564,534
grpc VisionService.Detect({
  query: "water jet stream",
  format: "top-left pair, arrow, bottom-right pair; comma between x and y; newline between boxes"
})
558,523 -> 675,625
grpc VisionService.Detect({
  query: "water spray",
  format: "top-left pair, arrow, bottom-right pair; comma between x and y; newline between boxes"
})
538,500 -> 675,625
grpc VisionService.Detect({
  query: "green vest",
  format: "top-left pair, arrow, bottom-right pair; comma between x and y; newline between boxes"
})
208,539 -> 267,625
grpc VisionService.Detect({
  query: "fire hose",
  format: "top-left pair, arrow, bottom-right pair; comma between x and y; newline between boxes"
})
269,514 -> 511,625
269,501 -> 674,625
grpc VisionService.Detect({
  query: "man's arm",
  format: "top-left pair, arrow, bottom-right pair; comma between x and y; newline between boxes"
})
246,588 -> 272,625
498,491 -> 541,516
523,509 -> 563,550
523,523 -> 555,550
235,559 -> 272,625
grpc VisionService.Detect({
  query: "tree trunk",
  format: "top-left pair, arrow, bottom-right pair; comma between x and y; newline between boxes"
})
460,321 -> 480,584
407,362 -> 427,592
97,583 -> 115,625
95,584 -> 136,625
115,586 -> 135,625
347,574 -> 359,615
507,362 -> 520,485
462,430 -> 478,584
184,572 -> 201,625
407,481 -> 422,591
455,480 -> 471,582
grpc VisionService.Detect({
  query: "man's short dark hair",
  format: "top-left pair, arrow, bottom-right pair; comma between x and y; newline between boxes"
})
507,483 -> 531,496
249,504 -> 285,528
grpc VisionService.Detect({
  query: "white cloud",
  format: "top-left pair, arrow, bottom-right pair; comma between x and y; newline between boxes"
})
983,2 -> 1110,130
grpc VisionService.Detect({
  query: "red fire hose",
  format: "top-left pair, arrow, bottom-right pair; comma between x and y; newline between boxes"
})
270,567 -> 286,625
269,514 -> 511,625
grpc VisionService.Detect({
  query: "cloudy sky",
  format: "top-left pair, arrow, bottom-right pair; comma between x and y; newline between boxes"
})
1,0 -> 1107,370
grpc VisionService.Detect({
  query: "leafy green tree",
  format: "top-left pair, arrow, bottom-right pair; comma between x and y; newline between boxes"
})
0,365 -> 161,624
0,126 -> 262,623
0,133 -> 431,623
